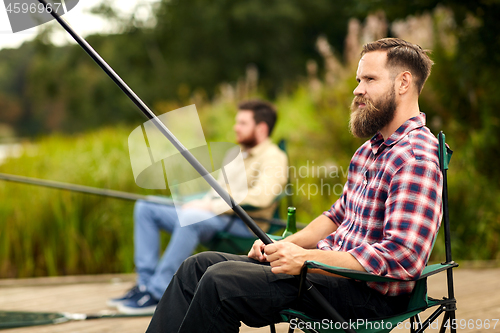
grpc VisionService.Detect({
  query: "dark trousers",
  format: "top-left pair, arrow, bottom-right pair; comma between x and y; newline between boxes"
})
145,252 -> 409,333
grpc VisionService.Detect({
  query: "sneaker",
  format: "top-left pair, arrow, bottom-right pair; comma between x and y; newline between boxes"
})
107,285 -> 145,308
116,291 -> 159,315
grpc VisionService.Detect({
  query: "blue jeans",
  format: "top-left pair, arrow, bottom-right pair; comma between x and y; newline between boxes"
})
134,201 -> 254,300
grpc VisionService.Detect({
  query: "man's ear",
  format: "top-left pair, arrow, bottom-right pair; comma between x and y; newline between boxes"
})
398,71 -> 412,95
256,122 -> 269,138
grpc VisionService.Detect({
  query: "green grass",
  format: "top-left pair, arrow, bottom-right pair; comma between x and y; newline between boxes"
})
0,126 -> 168,278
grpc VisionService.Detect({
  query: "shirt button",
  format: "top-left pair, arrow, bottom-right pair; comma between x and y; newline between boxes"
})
363,179 -> 368,185
338,240 -> 343,246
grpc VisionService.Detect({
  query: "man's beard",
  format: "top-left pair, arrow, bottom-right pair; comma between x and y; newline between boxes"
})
238,131 -> 258,148
349,88 -> 397,138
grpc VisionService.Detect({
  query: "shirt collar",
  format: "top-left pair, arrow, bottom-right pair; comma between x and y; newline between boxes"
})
370,112 -> 426,155
242,138 -> 272,158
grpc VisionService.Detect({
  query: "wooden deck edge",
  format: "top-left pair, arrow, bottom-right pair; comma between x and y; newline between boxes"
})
0,273 -> 136,287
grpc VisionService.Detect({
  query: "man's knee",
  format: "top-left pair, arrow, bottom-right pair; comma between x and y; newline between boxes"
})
198,261 -> 235,292
134,200 -> 155,220
182,252 -> 208,268
177,252 -> 224,277
134,201 -> 176,228
198,260 -> 265,298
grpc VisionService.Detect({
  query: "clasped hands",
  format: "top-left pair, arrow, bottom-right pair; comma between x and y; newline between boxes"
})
248,239 -> 307,275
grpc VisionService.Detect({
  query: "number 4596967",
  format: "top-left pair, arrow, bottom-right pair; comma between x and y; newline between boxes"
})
445,319 -> 498,330
6,2 -> 62,14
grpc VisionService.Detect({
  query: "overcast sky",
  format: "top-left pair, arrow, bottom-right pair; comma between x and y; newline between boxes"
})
0,0 -> 156,51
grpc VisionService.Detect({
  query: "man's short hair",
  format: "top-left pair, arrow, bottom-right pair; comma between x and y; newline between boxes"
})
361,38 -> 434,94
238,100 -> 277,136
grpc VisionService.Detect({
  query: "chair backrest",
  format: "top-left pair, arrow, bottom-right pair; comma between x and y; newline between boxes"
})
438,132 -> 454,264
276,132 -> 458,333
269,138 -> 292,231
400,131 -> 456,318
407,131 -> 454,310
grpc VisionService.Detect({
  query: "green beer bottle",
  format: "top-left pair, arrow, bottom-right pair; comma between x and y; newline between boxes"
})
282,207 -> 297,238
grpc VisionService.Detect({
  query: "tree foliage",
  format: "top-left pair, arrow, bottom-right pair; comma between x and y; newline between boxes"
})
1,0 -> 358,135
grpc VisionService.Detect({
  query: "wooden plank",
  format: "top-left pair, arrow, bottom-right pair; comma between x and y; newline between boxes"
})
0,268 -> 498,333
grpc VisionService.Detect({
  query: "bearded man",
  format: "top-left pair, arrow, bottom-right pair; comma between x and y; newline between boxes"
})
146,38 -> 442,332
109,100 -> 288,315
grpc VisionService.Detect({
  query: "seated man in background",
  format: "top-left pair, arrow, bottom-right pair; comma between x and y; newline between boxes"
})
108,100 -> 288,314
145,38 -> 443,332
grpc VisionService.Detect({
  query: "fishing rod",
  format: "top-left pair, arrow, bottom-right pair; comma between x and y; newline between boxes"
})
36,0 -> 355,331
36,0 -> 270,243
0,172 -> 306,229
0,172 -> 173,205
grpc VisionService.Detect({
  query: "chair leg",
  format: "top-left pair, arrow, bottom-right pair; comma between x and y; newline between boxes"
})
439,312 -> 450,333
288,324 -> 295,333
439,310 -> 458,333
416,314 -> 425,333
270,323 -> 276,333
448,311 -> 457,333
409,314 -> 425,333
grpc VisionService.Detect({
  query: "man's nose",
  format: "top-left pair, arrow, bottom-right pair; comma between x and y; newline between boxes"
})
353,83 -> 365,96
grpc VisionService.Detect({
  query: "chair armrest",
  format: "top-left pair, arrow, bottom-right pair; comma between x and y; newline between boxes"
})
303,261 -> 459,283
420,262 -> 459,279
304,261 -> 408,283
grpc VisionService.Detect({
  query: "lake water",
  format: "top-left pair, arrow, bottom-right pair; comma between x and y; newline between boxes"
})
0,143 -> 23,165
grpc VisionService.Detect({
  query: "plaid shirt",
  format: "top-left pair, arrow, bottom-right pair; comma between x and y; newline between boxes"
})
317,113 -> 443,296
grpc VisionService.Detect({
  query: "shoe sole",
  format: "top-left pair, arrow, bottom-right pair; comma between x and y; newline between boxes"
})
116,304 -> 157,315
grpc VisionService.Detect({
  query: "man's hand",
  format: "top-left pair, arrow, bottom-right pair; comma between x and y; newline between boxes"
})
264,242 -> 307,275
248,239 -> 268,262
248,239 -> 308,274
249,238 -> 365,276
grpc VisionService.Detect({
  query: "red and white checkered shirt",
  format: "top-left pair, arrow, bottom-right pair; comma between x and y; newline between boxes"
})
317,113 -> 443,296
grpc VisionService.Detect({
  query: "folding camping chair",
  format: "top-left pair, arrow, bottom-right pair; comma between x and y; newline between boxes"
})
272,131 -> 458,333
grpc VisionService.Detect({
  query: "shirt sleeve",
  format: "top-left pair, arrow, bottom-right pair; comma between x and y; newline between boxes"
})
322,181 -> 348,228
347,159 -> 443,280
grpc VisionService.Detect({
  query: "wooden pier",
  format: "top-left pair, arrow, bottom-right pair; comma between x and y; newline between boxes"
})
0,267 -> 499,332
